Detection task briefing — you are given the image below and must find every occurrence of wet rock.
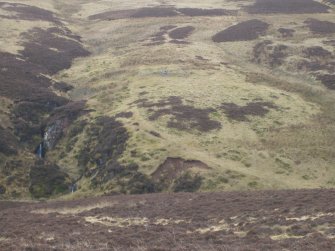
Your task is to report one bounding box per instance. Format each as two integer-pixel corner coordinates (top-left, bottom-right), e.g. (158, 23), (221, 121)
(43, 101), (88, 150)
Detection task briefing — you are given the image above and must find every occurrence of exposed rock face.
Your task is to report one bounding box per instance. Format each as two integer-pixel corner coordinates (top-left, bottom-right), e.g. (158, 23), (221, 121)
(43, 101), (88, 150)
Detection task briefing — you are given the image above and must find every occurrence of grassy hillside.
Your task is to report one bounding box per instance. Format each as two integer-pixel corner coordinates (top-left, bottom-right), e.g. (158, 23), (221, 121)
(0, 0), (335, 199)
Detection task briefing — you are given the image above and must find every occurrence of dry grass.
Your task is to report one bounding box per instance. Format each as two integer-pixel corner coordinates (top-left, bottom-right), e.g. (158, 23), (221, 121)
(32, 201), (117, 215)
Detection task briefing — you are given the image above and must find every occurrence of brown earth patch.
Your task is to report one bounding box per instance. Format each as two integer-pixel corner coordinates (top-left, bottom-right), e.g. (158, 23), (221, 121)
(136, 96), (221, 132)
(168, 26), (195, 40)
(212, 19), (269, 42)
(305, 19), (335, 34)
(152, 157), (209, 190)
(246, 0), (330, 14)
(221, 101), (278, 121)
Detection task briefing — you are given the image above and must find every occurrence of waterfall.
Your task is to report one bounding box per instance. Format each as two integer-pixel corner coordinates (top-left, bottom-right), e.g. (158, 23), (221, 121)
(36, 143), (44, 158)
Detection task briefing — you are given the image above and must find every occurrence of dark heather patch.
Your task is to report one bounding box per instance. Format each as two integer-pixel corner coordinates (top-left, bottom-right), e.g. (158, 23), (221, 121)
(146, 30), (167, 46)
(303, 46), (332, 58)
(77, 116), (129, 176)
(317, 74), (335, 89)
(278, 28), (295, 37)
(88, 9), (138, 20)
(0, 52), (68, 145)
(212, 20), (269, 42)
(46, 27), (82, 41)
(168, 26), (195, 40)
(305, 19), (335, 34)
(29, 160), (70, 198)
(20, 28), (90, 74)
(131, 7), (179, 18)
(53, 82), (74, 92)
(0, 126), (19, 155)
(115, 112), (133, 118)
(2, 190), (335, 250)
(246, 0), (330, 14)
(77, 116), (159, 193)
(221, 102), (278, 121)
(253, 40), (288, 67)
(152, 157), (209, 190)
(177, 8), (237, 16)
(136, 96), (221, 132)
(0, 2), (59, 23)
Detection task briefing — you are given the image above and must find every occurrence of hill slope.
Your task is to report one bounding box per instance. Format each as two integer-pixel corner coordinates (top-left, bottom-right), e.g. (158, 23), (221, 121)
(0, 0), (335, 199)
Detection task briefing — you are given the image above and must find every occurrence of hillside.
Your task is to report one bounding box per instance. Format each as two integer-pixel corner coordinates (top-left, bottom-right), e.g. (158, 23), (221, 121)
(0, 0), (335, 199)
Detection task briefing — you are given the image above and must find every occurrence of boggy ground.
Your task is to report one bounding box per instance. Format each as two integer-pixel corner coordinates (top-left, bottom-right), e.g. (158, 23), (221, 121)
(1, 189), (335, 250)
